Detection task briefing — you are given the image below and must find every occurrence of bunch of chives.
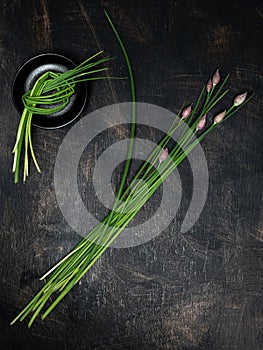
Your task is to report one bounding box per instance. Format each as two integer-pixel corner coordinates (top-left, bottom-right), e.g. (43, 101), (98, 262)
(12, 51), (116, 183)
(10, 11), (252, 328)
(10, 74), (251, 327)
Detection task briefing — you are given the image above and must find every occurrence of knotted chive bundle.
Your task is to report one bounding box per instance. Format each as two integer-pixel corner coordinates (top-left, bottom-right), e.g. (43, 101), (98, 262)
(12, 51), (115, 183)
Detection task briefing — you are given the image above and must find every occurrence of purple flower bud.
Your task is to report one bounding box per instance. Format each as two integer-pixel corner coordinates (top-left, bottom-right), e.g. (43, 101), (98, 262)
(214, 110), (226, 124)
(212, 69), (220, 86)
(206, 79), (212, 92)
(159, 147), (169, 164)
(234, 92), (247, 106)
(196, 114), (207, 131)
(181, 104), (192, 119)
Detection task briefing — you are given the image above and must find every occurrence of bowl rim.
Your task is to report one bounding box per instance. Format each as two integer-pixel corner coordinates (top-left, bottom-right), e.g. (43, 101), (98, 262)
(12, 52), (87, 129)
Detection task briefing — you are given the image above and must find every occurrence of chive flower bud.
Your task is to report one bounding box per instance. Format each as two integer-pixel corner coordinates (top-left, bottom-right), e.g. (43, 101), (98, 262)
(181, 104), (192, 119)
(206, 79), (212, 92)
(212, 69), (220, 86)
(196, 114), (207, 131)
(234, 92), (247, 106)
(159, 147), (169, 164)
(214, 110), (226, 124)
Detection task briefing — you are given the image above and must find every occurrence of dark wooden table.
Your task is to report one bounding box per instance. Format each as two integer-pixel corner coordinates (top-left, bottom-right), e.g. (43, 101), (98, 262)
(1, 0), (262, 349)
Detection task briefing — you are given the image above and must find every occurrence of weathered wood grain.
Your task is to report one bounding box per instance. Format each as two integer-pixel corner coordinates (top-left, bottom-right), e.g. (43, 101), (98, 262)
(0, 0), (262, 349)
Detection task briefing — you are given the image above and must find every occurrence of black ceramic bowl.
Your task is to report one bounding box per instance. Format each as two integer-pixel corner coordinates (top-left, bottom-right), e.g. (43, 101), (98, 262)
(12, 53), (87, 129)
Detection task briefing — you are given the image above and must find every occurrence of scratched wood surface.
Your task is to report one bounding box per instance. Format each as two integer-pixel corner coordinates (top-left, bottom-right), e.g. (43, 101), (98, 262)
(0, 0), (262, 349)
